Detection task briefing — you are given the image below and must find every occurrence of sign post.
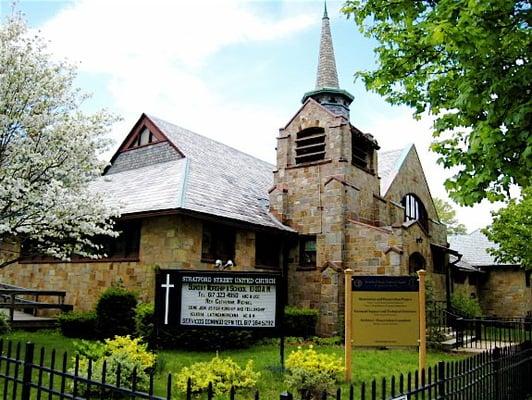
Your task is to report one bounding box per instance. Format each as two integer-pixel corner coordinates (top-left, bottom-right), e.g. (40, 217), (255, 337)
(417, 270), (427, 374)
(344, 269), (353, 382)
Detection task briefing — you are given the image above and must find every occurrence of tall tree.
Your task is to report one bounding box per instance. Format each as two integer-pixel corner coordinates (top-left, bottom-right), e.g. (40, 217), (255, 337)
(0, 14), (119, 269)
(483, 187), (531, 269)
(433, 198), (467, 235)
(342, 0), (531, 206)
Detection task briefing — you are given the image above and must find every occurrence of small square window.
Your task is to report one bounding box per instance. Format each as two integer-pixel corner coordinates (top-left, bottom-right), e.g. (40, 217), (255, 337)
(299, 236), (317, 269)
(201, 223), (235, 263)
(255, 233), (281, 269)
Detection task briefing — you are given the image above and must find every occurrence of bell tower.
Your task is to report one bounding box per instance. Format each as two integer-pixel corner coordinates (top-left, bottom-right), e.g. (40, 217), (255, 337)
(269, 2), (380, 336)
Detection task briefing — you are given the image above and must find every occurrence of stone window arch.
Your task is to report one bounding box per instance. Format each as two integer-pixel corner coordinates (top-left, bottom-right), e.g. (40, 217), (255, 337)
(401, 193), (429, 231)
(409, 252), (426, 275)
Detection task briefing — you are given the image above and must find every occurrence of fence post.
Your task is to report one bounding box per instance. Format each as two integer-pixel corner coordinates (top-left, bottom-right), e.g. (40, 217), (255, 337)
(456, 318), (464, 348)
(9, 294), (15, 323)
(493, 347), (501, 400)
(475, 318), (482, 341)
(21, 342), (35, 400)
(437, 361), (446, 398)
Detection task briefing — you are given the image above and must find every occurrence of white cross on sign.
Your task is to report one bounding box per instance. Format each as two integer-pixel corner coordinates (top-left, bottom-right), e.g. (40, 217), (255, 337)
(161, 274), (174, 325)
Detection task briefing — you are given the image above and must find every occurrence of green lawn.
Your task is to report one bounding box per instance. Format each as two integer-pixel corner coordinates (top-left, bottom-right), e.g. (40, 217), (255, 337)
(2, 330), (466, 399)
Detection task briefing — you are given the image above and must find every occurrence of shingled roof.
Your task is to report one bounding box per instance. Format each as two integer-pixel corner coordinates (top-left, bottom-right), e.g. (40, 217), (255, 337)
(91, 114), (293, 232)
(448, 229), (519, 268)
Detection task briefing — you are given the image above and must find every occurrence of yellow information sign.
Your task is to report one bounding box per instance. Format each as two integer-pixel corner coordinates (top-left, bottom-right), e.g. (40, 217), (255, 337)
(351, 276), (419, 346)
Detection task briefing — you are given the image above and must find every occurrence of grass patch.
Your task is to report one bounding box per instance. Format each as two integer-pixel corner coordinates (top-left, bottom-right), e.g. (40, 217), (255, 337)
(2, 330), (466, 399)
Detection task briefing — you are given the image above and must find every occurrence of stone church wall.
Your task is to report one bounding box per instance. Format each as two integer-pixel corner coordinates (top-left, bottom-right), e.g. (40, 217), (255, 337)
(478, 268), (531, 318)
(0, 214), (258, 312)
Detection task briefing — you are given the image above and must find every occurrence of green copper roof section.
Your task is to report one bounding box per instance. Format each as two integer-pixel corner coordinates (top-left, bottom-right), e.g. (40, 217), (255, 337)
(301, 87), (354, 104)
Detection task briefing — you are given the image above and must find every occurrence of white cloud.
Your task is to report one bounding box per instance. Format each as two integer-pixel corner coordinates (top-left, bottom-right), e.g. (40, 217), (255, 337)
(38, 0), (316, 164)
(41, 0), (316, 72)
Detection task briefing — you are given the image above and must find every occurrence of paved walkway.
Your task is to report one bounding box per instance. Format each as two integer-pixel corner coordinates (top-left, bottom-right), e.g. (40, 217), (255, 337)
(0, 309), (56, 328)
(452, 341), (514, 353)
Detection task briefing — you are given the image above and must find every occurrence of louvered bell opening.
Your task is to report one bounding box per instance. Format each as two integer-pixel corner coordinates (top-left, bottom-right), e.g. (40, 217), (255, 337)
(295, 127), (326, 164)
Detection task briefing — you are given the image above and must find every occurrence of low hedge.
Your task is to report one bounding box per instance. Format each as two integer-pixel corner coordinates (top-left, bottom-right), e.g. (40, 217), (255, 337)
(57, 311), (98, 339)
(283, 306), (319, 338)
(134, 303), (257, 350)
(135, 303), (319, 348)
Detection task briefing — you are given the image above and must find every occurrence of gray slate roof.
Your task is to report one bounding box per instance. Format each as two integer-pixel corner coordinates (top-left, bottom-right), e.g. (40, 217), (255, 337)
(94, 115), (292, 231)
(315, 5), (339, 89)
(448, 229), (519, 267)
(378, 145), (412, 195)
(91, 159), (187, 214)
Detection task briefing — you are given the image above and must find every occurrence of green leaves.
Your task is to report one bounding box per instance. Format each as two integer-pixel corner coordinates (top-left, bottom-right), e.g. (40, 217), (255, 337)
(483, 187), (532, 269)
(343, 0), (531, 205)
(433, 198), (467, 235)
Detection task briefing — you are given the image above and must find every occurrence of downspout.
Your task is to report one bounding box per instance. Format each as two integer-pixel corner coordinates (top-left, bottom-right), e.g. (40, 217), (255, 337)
(447, 253), (463, 310)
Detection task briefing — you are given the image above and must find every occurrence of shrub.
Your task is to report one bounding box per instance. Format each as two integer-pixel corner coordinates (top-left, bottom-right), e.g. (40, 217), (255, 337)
(451, 291), (483, 318)
(284, 306), (318, 338)
(72, 339), (106, 360)
(175, 356), (260, 395)
(0, 312), (10, 334)
(135, 302), (155, 344)
(57, 311), (97, 339)
(285, 346), (343, 399)
(96, 286), (137, 338)
(135, 303), (257, 350)
(71, 335), (156, 395)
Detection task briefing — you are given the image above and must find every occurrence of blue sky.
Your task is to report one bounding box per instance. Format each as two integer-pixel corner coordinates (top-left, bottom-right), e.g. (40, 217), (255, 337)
(0, 0), (498, 231)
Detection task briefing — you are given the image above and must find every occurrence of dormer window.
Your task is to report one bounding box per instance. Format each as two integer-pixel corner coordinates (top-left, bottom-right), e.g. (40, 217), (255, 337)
(295, 127), (326, 164)
(401, 193), (429, 232)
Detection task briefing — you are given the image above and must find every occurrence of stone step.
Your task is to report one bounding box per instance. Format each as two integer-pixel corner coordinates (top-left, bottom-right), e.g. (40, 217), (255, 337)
(441, 335), (476, 350)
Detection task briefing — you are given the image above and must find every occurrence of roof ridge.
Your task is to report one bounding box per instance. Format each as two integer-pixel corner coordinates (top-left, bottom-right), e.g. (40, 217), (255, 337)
(379, 143), (413, 155)
(147, 114), (274, 169)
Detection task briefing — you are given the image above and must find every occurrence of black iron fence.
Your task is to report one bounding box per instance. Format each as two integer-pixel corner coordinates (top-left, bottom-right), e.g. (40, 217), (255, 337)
(0, 339), (531, 400)
(444, 310), (532, 349)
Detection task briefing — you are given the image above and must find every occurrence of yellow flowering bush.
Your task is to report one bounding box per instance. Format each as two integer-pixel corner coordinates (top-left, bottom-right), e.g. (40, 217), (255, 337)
(175, 355), (260, 395)
(285, 346), (343, 399)
(70, 335), (156, 394)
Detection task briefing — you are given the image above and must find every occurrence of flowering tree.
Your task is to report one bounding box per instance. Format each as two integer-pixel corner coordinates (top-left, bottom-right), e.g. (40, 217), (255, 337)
(0, 14), (119, 269)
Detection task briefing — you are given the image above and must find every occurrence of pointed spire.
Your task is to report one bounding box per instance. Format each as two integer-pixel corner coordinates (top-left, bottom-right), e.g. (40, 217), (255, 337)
(323, 1), (328, 19)
(315, 1), (339, 89)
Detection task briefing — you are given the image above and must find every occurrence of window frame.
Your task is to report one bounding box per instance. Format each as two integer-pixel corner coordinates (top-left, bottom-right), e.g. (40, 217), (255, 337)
(294, 127), (326, 165)
(255, 232), (282, 270)
(402, 193), (429, 232)
(19, 220), (142, 264)
(299, 235), (317, 269)
(201, 223), (236, 263)
(351, 134), (374, 172)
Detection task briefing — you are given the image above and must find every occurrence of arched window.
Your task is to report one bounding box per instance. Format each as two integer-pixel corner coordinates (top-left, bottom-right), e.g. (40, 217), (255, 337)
(409, 252), (426, 274)
(295, 127), (326, 164)
(401, 193), (428, 231)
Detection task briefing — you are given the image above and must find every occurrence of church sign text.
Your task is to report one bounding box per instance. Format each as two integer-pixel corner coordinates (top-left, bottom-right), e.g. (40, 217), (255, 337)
(155, 270), (281, 331)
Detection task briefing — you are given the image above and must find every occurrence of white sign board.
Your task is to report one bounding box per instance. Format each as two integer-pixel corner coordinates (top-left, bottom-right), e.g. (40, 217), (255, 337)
(180, 275), (277, 328)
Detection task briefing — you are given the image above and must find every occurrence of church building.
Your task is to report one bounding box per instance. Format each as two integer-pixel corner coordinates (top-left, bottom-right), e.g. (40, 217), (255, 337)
(2, 7), (453, 335)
